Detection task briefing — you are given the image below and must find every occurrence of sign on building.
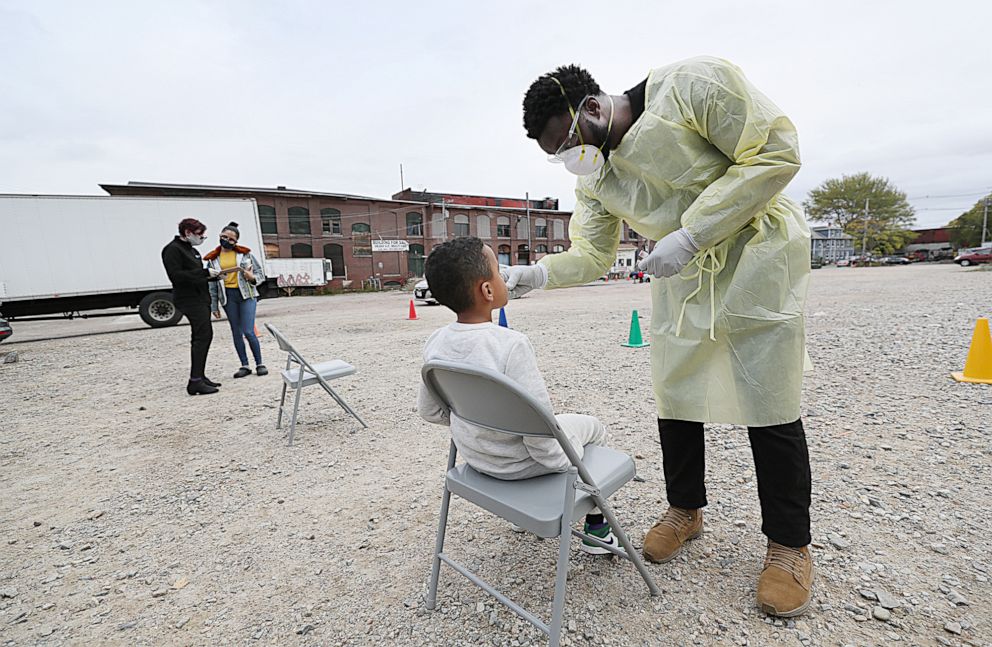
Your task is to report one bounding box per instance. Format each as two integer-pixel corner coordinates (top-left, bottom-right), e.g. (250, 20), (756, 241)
(371, 239), (410, 252)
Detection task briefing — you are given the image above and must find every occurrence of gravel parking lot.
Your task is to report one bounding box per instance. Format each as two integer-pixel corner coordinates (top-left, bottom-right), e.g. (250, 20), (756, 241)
(1, 264), (990, 646)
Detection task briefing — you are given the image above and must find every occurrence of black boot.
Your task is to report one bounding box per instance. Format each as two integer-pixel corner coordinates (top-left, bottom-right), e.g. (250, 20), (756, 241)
(203, 376), (222, 388)
(187, 379), (219, 395)
(255, 365), (268, 376)
(233, 367), (252, 378)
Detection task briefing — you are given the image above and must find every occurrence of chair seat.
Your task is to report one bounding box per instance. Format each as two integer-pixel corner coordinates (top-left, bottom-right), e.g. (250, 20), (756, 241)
(445, 445), (636, 538)
(281, 360), (357, 388)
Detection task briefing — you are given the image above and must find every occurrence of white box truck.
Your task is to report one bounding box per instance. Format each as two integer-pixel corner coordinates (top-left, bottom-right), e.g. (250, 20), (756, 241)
(263, 258), (332, 293)
(0, 195), (265, 334)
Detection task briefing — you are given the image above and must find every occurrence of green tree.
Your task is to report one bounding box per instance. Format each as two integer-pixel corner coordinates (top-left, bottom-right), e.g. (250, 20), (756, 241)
(803, 172), (916, 255)
(947, 194), (991, 249)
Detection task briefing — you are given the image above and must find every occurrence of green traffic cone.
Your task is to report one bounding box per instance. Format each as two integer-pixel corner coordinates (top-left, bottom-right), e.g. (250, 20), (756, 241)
(622, 309), (650, 348)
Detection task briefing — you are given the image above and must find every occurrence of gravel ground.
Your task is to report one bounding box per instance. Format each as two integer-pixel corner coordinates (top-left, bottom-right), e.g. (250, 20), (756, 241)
(1, 264), (990, 647)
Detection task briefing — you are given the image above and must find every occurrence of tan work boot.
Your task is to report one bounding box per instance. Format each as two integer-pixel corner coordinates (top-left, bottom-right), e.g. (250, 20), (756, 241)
(642, 506), (703, 563)
(756, 542), (814, 617)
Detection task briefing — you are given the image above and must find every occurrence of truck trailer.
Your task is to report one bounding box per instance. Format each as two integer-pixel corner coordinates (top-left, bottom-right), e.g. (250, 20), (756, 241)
(0, 195), (265, 334)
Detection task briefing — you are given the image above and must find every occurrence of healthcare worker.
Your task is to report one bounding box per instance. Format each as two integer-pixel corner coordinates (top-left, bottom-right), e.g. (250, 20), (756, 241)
(511, 57), (814, 617)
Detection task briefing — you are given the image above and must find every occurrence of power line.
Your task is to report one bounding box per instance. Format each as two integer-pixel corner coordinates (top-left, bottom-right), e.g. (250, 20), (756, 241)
(907, 191), (989, 200)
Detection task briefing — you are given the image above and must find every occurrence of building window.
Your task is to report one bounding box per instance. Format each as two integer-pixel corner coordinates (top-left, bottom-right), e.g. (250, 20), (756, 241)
(323, 243), (345, 277)
(535, 244), (548, 254)
(552, 244), (565, 253)
(406, 212), (423, 236)
(288, 206), (311, 235)
(454, 214), (469, 237)
(431, 213), (446, 239)
(535, 218), (547, 238)
(264, 242), (280, 258)
(352, 222), (372, 257)
(553, 219), (565, 239)
(497, 216), (510, 238)
(321, 208), (341, 235)
(408, 243), (425, 277)
(516, 217), (528, 239)
(497, 244), (511, 266)
(291, 243), (313, 258)
(258, 205), (277, 235)
(476, 215), (491, 239)
(628, 226), (640, 240)
(517, 244), (530, 265)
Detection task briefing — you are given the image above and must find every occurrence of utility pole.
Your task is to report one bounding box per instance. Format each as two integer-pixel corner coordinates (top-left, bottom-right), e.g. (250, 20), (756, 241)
(399, 164), (404, 192)
(525, 191), (532, 264)
(982, 196), (989, 248)
(862, 198), (870, 259)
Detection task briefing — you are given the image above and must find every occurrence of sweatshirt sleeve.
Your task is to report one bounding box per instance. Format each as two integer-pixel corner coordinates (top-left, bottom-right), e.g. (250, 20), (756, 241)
(162, 245), (209, 286)
(504, 338), (570, 472)
(417, 380), (450, 426)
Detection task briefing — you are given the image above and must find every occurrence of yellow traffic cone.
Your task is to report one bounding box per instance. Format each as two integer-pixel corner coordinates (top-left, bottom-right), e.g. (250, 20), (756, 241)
(952, 318), (992, 384)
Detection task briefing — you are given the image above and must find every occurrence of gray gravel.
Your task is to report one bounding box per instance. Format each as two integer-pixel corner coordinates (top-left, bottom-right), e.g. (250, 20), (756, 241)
(0, 263), (989, 646)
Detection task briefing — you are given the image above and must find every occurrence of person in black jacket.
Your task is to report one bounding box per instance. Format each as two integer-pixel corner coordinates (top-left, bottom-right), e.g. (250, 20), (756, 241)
(162, 218), (223, 395)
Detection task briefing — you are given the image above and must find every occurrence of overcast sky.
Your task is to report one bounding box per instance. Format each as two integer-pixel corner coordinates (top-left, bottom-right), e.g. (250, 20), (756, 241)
(2, 0), (990, 228)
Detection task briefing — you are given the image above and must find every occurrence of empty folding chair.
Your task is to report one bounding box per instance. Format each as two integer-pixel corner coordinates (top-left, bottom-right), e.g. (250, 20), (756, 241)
(421, 360), (659, 647)
(264, 323), (367, 445)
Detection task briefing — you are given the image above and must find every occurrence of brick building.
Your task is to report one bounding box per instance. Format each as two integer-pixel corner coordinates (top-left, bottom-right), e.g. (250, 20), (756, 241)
(100, 181), (646, 287)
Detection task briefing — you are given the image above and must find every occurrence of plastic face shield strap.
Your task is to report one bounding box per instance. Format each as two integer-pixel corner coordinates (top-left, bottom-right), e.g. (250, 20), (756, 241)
(547, 77), (587, 162)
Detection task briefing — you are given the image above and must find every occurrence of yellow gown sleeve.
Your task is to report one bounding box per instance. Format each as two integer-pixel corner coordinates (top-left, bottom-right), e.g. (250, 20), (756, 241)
(673, 59), (802, 249)
(539, 185), (622, 289)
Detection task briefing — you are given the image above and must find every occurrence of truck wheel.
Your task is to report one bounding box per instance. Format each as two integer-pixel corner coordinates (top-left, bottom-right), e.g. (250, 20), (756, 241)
(139, 292), (183, 328)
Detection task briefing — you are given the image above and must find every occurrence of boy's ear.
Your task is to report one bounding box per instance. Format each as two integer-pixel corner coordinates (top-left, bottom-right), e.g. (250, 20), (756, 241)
(480, 279), (495, 303)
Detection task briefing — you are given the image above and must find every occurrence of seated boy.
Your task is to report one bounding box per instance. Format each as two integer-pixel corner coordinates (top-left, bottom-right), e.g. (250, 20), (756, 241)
(417, 236), (616, 554)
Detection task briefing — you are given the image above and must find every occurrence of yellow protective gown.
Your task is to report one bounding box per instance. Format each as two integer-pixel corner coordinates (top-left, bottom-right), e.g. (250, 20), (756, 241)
(540, 56), (810, 427)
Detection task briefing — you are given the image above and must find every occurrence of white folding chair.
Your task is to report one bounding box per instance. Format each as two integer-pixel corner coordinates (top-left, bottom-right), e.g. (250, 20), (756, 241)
(265, 323), (367, 445)
(421, 360), (659, 647)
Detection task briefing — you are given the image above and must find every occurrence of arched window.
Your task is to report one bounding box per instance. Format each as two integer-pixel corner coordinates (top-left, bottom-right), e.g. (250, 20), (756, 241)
(291, 243), (313, 258)
(408, 243), (425, 277)
(258, 205), (277, 235)
(535, 218), (547, 238)
(288, 206), (311, 235)
(476, 214), (491, 239)
(264, 242), (280, 258)
(406, 212), (423, 236)
(552, 244), (565, 253)
(352, 222), (372, 257)
(453, 214), (469, 237)
(553, 219), (565, 239)
(516, 217), (528, 239)
(323, 243), (344, 277)
(321, 208), (341, 235)
(517, 244), (530, 265)
(497, 216), (510, 238)
(497, 244), (511, 266)
(535, 244), (548, 254)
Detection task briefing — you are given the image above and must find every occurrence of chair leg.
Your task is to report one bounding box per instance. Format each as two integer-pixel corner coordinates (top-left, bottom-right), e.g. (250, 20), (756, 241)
(549, 469), (577, 647)
(287, 385), (303, 446)
(427, 442), (457, 610)
(317, 379), (368, 428)
(276, 382), (288, 429)
(595, 496), (661, 596)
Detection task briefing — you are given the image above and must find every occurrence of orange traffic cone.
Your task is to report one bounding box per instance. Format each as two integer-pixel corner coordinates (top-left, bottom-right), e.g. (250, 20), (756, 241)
(952, 317), (992, 384)
(407, 299), (418, 320)
(254, 324), (262, 337)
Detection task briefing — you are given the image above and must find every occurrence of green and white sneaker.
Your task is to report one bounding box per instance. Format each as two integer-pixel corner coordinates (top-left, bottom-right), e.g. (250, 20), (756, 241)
(579, 522), (618, 555)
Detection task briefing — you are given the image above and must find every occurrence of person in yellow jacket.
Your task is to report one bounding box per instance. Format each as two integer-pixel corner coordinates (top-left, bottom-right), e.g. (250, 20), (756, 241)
(513, 57), (814, 617)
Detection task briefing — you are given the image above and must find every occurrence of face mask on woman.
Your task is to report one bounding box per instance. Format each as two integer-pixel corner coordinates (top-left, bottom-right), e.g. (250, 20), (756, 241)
(185, 232), (205, 246)
(219, 238), (235, 250)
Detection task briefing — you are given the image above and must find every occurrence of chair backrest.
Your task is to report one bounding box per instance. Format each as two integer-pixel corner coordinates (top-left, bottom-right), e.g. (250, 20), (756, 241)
(422, 360), (563, 438)
(264, 323), (319, 374)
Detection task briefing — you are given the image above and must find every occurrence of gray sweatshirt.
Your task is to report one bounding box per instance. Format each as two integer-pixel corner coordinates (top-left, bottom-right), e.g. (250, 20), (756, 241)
(417, 321), (571, 479)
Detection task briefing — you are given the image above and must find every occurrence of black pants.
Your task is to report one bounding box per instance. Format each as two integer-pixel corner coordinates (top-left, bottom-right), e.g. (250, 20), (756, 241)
(658, 418), (811, 547)
(175, 301), (213, 380)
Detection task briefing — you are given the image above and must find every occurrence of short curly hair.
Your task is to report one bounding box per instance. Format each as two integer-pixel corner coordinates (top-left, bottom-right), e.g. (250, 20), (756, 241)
(522, 64), (601, 140)
(424, 237), (493, 314)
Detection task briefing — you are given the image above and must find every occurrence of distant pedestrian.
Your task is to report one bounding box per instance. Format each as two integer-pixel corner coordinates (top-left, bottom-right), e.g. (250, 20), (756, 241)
(161, 218), (222, 395)
(205, 222), (268, 378)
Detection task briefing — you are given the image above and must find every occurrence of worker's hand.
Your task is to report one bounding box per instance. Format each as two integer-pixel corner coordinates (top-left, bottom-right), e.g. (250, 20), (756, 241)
(240, 266), (254, 282)
(207, 267), (221, 278)
(212, 311), (221, 319)
(638, 228), (699, 278)
(501, 264), (548, 297)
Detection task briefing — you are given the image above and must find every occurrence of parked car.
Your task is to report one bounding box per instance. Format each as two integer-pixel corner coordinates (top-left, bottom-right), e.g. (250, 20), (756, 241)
(881, 256), (911, 265)
(954, 247), (992, 266)
(0, 317), (11, 343)
(414, 264), (514, 304)
(835, 258), (851, 267)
